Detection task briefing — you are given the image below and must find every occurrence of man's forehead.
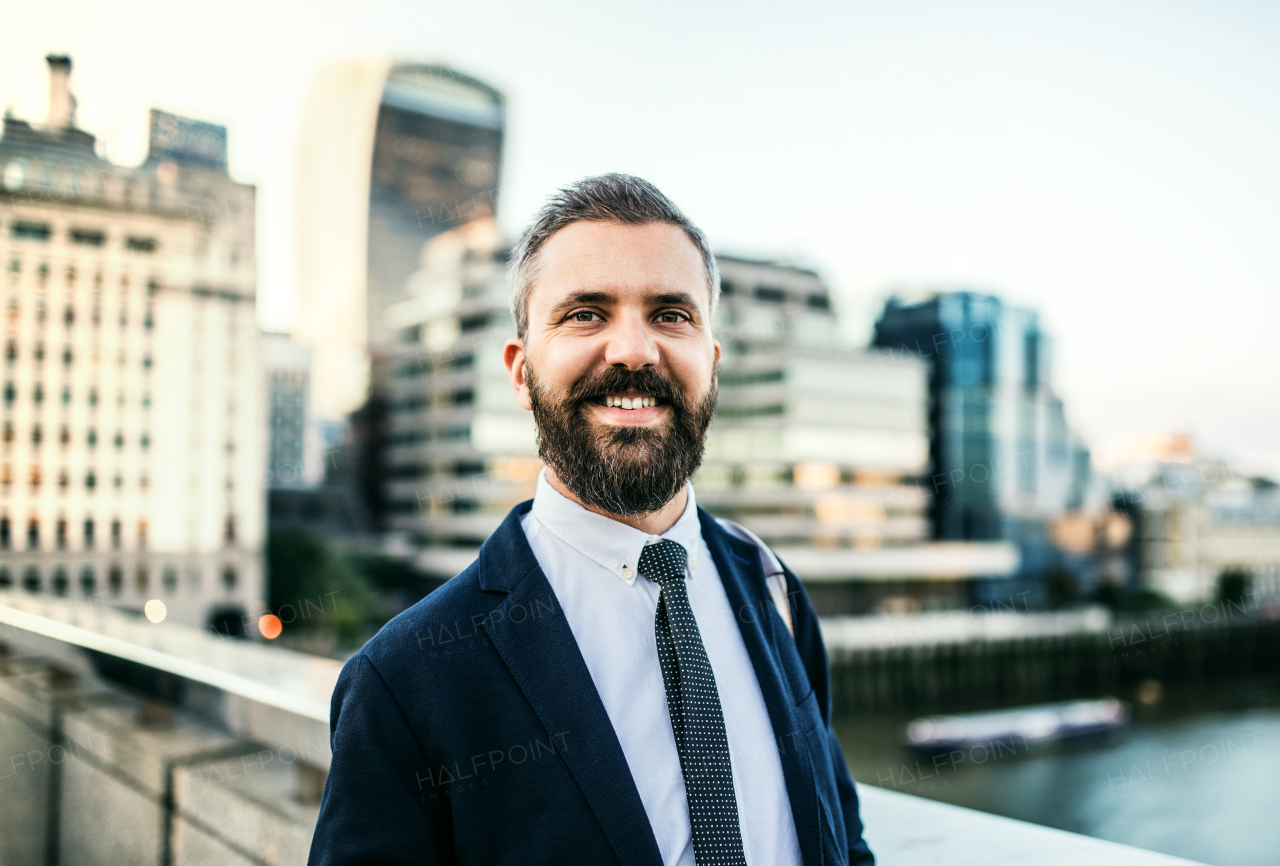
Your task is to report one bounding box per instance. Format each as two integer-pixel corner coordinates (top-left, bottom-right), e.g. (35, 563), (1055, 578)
(533, 221), (708, 303)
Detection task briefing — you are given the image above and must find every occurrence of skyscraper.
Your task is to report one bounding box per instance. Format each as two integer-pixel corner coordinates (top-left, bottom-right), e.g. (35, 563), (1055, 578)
(295, 61), (504, 432)
(873, 292), (1092, 583)
(0, 57), (264, 630)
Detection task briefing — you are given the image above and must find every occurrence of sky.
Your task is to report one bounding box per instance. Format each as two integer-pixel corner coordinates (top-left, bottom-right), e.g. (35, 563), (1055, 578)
(6, 0), (1280, 474)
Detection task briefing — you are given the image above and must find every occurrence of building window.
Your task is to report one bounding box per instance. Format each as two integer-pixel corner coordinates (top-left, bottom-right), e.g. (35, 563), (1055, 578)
(83, 517), (94, 548)
(31, 423), (41, 446)
(64, 305), (75, 327)
(137, 519), (147, 549)
(27, 517), (39, 549)
(85, 469), (96, 491)
(162, 566), (177, 593)
(11, 222), (51, 242)
(57, 468), (68, 491)
(4, 339), (15, 363)
(0, 516), (8, 549)
(135, 564), (149, 593)
(222, 566), (237, 590)
(142, 392), (151, 409)
(59, 424), (69, 445)
(22, 566), (39, 593)
(62, 346), (72, 367)
(223, 514), (236, 545)
(144, 307), (154, 329)
(52, 567), (68, 597)
(142, 353), (152, 371)
(60, 385), (71, 405)
(114, 431), (124, 450)
(0, 566), (11, 588)
(125, 236), (158, 253)
(140, 432), (150, 450)
(33, 341), (44, 363)
(1, 463), (10, 490)
(87, 427), (97, 448)
(29, 464), (41, 490)
(110, 519), (121, 550)
(33, 383), (43, 404)
(108, 564), (122, 595)
(70, 228), (105, 246)
(4, 381), (15, 406)
(112, 472), (122, 489)
(2, 422), (12, 445)
(754, 285), (787, 303)
(80, 566), (95, 595)
(88, 387), (98, 407)
(56, 518), (67, 550)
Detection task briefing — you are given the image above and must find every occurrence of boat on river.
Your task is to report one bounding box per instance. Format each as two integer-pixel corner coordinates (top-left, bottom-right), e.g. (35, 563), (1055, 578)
(904, 697), (1129, 752)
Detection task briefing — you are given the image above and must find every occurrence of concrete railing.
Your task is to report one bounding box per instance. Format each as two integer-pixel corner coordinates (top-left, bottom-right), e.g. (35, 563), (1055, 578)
(0, 593), (1205, 866)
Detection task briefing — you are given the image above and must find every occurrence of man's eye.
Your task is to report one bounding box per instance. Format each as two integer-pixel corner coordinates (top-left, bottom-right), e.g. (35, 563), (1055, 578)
(657, 311), (687, 324)
(570, 311), (599, 322)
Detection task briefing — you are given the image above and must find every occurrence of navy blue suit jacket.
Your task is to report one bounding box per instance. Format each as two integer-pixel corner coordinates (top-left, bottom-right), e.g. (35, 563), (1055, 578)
(309, 502), (874, 865)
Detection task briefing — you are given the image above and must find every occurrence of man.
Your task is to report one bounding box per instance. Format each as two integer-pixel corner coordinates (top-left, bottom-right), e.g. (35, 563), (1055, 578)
(309, 174), (874, 865)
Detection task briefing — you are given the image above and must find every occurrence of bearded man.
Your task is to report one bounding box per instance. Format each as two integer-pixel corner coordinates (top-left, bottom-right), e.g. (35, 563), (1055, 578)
(309, 175), (874, 866)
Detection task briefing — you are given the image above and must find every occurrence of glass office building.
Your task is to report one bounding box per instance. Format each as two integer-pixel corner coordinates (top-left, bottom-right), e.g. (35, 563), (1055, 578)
(873, 292), (1092, 584)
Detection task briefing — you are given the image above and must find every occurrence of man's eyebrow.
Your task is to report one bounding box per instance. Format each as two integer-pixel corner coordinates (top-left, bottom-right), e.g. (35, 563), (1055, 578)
(547, 290), (616, 319)
(650, 291), (700, 308)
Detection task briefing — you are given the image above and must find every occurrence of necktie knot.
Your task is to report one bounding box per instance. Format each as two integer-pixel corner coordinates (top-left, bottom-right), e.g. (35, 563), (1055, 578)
(638, 539), (688, 587)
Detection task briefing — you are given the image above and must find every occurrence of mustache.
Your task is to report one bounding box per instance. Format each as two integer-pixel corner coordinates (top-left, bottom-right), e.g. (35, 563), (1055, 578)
(565, 366), (679, 406)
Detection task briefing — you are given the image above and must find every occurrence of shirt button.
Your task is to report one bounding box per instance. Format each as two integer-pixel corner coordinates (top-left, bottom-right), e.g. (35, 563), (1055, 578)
(621, 566), (633, 580)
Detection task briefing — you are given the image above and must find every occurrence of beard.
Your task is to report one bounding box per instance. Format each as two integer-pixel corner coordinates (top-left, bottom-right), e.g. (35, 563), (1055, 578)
(526, 362), (718, 517)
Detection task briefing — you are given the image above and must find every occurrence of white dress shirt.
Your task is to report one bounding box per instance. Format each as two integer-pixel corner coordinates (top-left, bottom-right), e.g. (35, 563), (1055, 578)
(521, 470), (803, 866)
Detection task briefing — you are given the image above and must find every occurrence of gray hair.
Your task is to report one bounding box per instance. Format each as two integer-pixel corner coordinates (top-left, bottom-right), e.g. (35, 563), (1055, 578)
(508, 174), (720, 340)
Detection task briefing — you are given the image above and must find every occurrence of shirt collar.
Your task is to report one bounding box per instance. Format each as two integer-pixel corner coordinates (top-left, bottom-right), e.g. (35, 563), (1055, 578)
(530, 469), (703, 585)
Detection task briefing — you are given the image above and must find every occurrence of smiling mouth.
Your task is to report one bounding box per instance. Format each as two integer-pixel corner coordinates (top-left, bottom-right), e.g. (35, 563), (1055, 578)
(593, 393), (663, 410)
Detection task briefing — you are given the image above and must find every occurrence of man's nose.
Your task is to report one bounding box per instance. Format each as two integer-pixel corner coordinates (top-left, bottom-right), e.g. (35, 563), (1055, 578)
(602, 312), (660, 370)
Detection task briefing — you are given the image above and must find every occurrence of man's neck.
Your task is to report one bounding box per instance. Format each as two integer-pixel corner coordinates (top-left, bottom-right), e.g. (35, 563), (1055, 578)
(543, 467), (689, 535)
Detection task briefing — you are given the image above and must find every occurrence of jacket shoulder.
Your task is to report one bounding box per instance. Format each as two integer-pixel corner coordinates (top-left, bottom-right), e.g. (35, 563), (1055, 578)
(356, 559), (489, 665)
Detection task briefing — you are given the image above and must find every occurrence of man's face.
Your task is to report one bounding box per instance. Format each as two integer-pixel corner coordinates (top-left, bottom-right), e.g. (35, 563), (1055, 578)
(503, 220), (721, 516)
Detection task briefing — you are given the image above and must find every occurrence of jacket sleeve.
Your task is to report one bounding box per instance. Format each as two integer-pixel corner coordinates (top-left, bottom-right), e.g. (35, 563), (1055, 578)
(308, 654), (453, 866)
(783, 564), (875, 866)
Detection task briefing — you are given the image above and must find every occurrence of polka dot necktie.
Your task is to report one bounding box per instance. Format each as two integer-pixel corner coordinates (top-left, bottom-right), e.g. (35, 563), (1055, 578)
(640, 540), (747, 866)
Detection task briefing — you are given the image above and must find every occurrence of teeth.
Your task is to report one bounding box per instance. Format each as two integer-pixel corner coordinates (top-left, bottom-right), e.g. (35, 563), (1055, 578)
(603, 395), (656, 409)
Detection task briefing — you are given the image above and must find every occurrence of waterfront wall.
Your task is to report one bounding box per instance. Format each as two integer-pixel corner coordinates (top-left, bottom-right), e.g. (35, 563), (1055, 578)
(825, 606), (1280, 713)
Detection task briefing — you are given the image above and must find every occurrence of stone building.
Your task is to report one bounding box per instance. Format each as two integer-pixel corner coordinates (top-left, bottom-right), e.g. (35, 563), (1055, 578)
(0, 56), (263, 631)
(1114, 456), (1280, 603)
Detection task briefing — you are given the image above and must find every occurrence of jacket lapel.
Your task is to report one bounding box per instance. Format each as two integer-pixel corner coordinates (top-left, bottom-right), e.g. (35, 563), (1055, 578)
(479, 503), (663, 866)
(698, 507), (824, 866)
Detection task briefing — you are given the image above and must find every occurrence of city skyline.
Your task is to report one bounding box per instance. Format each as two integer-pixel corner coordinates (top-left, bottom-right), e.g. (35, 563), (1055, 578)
(6, 0), (1280, 475)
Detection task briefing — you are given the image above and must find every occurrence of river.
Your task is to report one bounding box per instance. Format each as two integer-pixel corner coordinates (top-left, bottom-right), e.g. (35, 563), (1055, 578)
(835, 677), (1280, 866)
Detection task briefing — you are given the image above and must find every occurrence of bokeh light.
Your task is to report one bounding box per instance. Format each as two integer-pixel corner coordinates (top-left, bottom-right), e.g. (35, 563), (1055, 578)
(258, 614), (283, 640)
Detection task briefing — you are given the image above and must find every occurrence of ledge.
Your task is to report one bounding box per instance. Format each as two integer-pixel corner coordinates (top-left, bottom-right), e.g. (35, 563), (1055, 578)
(860, 785), (1206, 865)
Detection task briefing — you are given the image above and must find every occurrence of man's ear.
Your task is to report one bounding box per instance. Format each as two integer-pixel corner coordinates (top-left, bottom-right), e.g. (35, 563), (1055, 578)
(503, 338), (532, 410)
